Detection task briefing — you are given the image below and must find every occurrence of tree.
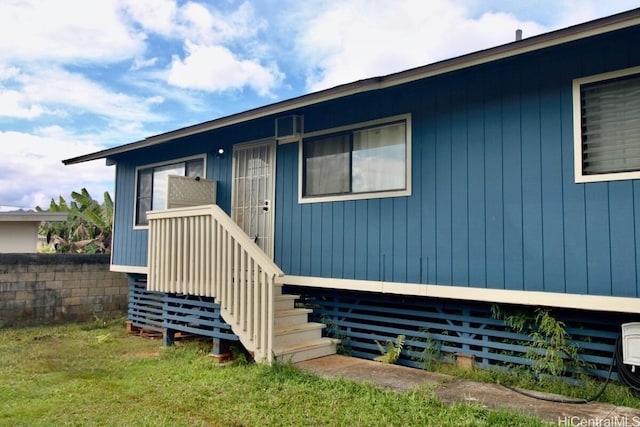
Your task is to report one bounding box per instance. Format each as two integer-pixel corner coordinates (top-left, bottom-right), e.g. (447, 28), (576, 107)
(36, 188), (113, 254)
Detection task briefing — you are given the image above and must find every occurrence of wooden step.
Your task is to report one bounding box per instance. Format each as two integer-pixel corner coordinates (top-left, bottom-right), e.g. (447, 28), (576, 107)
(274, 308), (313, 328)
(274, 294), (299, 311)
(273, 338), (337, 363)
(274, 322), (325, 347)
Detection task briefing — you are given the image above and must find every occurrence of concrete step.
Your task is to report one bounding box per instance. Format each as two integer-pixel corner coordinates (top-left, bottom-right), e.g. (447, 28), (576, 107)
(274, 322), (325, 347)
(273, 338), (338, 363)
(274, 308), (313, 328)
(274, 294), (299, 311)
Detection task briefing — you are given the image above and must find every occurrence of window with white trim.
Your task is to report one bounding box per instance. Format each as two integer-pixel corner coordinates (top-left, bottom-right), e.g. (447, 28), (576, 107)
(574, 66), (640, 183)
(135, 157), (204, 226)
(301, 115), (411, 202)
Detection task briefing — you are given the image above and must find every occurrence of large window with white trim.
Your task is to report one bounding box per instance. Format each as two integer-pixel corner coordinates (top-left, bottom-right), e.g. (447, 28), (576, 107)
(301, 114), (411, 202)
(573, 66), (640, 183)
(135, 157), (204, 226)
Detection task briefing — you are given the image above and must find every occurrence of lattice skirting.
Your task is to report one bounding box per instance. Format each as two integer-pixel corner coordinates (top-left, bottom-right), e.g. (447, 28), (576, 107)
(286, 285), (635, 381)
(127, 274), (237, 343)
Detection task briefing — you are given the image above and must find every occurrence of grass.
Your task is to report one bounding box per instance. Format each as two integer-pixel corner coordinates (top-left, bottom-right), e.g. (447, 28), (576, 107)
(0, 320), (550, 427)
(431, 360), (640, 410)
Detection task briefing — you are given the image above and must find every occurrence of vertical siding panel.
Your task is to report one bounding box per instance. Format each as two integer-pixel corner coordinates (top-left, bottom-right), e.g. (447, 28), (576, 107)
(560, 59), (589, 295)
(332, 202), (345, 278)
(113, 162), (148, 268)
(367, 199), (381, 281)
(406, 116), (423, 284)
(277, 143), (298, 272)
(354, 200), (368, 278)
(380, 199), (393, 282)
(608, 182), (636, 297)
(539, 77), (566, 293)
(484, 73), (505, 290)
(392, 197), (407, 283)
(584, 184), (612, 295)
(435, 92), (453, 285)
(520, 80), (544, 292)
(501, 75), (524, 291)
(467, 84), (486, 287)
(451, 86), (469, 286)
(309, 204), (322, 276)
(112, 164), (127, 267)
(321, 203), (333, 276)
(635, 181), (640, 298)
(343, 201), (356, 279)
(300, 203), (312, 276)
(214, 153), (232, 214)
(288, 144), (302, 274)
(420, 101), (437, 284)
(380, 199), (396, 281)
(274, 145), (287, 270)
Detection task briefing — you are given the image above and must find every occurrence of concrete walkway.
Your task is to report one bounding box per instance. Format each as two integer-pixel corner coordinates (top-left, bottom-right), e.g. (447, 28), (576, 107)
(295, 355), (640, 425)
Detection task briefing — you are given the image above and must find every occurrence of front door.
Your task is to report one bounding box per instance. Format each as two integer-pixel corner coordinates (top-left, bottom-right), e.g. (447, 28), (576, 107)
(231, 140), (276, 258)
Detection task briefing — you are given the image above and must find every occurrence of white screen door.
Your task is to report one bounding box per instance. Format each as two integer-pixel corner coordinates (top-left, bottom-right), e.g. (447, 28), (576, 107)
(231, 140), (275, 258)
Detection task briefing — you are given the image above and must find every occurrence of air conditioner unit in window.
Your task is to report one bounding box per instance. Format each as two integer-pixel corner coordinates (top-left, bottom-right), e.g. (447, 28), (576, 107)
(275, 115), (303, 142)
(622, 322), (640, 368)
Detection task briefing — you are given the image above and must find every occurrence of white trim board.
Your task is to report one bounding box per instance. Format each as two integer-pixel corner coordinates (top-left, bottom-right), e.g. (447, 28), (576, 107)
(279, 275), (640, 314)
(110, 264), (148, 274)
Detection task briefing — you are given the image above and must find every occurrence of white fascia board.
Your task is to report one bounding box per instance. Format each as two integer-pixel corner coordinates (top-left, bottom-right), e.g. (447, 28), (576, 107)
(281, 275), (640, 314)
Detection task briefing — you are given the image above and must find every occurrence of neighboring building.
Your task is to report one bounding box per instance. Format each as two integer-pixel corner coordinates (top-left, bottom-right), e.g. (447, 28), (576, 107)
(0, 212), (67, 253)
(64, 9), (640, 372)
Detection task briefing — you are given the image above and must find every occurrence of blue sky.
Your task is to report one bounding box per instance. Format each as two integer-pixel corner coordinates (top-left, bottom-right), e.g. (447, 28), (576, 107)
(1, 0), (638, 210)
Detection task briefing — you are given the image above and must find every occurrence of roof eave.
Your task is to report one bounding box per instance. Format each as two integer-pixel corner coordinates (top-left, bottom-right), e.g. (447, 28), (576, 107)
(0, 212), (68, 222)
(62, 7), (640, 166)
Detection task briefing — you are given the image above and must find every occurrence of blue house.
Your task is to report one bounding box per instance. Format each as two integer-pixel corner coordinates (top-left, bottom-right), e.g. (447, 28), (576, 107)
(65, 9), (640, 372)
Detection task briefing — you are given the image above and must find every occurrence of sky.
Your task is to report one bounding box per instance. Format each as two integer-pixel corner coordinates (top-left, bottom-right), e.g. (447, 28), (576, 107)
(1, 0), (638, 211)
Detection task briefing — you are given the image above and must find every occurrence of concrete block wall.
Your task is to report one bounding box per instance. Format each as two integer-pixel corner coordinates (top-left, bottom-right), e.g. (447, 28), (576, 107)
(0, 253), (128, 327)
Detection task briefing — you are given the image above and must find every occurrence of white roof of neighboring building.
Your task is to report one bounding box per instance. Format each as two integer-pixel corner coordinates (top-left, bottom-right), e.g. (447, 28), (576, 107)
(0, 212), (67, 222)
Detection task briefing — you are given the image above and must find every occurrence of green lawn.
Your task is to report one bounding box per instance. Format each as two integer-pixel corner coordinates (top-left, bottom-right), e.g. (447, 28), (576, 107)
(0, 321), (549, 426)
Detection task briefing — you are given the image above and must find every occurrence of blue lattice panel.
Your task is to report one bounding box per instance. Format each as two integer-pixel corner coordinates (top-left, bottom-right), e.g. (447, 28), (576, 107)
(286, 286), (632, 381)
(126, 274), (238, 342)
(128, 275), (164, 333)
(163, 294), (237, 341)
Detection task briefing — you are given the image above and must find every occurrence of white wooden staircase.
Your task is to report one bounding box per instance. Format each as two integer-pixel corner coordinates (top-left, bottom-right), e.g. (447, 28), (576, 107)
(146, 204), (336, 363)
(273, 289), (337, 363)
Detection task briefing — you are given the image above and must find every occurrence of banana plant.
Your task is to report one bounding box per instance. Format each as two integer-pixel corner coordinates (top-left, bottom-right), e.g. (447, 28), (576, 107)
(36, 188), (113, 254)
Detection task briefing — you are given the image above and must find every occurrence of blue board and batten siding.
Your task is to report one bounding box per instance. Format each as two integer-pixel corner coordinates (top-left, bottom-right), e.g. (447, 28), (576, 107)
(274, 27), (640, 300)
(110, 26), (640, 300)
(111, 134), (236, 267)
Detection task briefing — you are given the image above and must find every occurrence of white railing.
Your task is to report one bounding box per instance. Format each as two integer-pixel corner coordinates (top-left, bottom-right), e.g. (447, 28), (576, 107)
(147, 204), (284, 362)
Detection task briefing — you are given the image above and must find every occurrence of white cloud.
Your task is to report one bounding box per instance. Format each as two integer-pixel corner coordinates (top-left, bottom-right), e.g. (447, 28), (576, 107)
(295, 0), (546, 91)
(0, 65), (21, 80)
(3, 66), (162, 122)
(131, 56), (158, 71)
(538, 0), (640, 28)
(123, 0), (263, 44)
(0, 0), (145, 63)
(0, 130), (114, 209)
(121, 0), (178, 37)
(167, 42), (283, 96)
(0, 89), (44, 119)
(122, 0), (278, 96)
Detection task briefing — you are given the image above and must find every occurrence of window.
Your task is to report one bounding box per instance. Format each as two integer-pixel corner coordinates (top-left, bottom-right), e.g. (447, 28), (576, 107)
(135, 157), (204, 226)
(573, 67), (640, 183)
(301, 115), (411, 202)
